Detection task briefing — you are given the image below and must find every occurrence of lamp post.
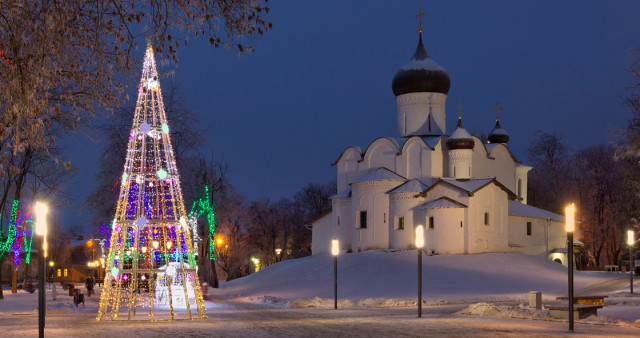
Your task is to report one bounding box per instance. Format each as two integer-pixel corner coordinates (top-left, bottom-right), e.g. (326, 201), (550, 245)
(275, 248), (282, 262)
(628, 230), (635, 294)
(415, 225), (425, 318)
(35, 202), (48, 338)
(331, 238), (339, 309)
(565, 203), (575, 331)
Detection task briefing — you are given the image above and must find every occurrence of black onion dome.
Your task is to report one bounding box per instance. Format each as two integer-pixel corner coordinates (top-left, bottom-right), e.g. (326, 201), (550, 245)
(392, 33), (450, 96)
(446, 118), (475, 150)
(487, 119), (510, 144)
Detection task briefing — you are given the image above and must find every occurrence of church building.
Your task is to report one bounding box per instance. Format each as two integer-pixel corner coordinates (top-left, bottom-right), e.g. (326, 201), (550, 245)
(311, 30), (567, 260)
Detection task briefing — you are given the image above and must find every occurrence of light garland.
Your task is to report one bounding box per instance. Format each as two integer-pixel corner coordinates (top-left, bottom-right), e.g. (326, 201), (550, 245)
(188, 185), (215, 260)
(97, 44), (206, 322)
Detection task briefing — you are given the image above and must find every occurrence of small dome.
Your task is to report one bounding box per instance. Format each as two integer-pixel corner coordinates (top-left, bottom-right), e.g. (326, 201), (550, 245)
(392, 33), (450, 96)
(487, 119), (510, 144)
(446, 118), (475, 150)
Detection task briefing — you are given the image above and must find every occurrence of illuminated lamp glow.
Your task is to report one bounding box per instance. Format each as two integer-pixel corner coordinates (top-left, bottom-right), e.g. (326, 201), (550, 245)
(162, 123), (169, 134)
(565, 204), (575, 232)
(140, 122), (151, 134)
(415, 225), (425, 249)
(156, 169), (167, 180)
(111, 267), (119, 277)
(331, 239), (339, 256)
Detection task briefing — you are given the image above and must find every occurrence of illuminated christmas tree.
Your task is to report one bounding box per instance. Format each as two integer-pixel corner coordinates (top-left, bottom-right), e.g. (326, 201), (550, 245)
(97, 44), (206, 321)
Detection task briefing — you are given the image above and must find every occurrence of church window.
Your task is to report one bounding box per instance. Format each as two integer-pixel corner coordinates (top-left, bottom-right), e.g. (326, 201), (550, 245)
(397, 217), (405, 230)
(428, 114), (431, 131)
(359, 211), (367, 229)
(484, 213), (490, 225)
(57, 269), (61, 277)
(452, 166), (456, 177)
(468, 166), (471, 177)
(64, 269), (68, 277)
(384, 213), (386, 223)
(403, 114), (407, 134)
(429, 216), (434, 229)
(526, 222), (532, 236)
(460, 221), (463, 228)
(338, 216), (340, 227)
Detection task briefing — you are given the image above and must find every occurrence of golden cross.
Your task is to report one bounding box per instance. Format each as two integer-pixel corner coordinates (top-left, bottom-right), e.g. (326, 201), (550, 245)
(492, 102), (503, 120)
(456, 103), (463, 119)
(416, 8), (425, 33)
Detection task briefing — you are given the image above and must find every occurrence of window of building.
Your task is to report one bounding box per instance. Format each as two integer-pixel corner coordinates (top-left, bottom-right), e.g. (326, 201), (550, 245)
(359, 211), (367, 229)
(428, 114), (431, 131)
(484, 213), (490, 225)
(63, 269), (68, 277)
(384, 213), (386, 223)
(338, 216), (340, 227)
(57, 269), (61, 277)
(397, 217), (404, 230)
(518, 179), (522, 199)
(460, 221), (463, 228)
(526, 222), (532, 236)
(429, 216), (434, 229)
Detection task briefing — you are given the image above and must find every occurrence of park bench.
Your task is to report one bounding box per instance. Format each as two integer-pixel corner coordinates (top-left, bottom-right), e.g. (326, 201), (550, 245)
(555, 295), (608, 306)
(546, 304), (601, 319)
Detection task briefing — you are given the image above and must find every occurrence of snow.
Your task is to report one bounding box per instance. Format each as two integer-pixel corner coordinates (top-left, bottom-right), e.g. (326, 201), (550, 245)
(508, 200), (565, 221)
(329, 186), (351, 199)
(449, 124), (473, 139)
(2, 251), (639, 336)
(351, 167), (406, 183)
(388, 179), (428, 194)
(441, 177), (495, 193)
(401, 57), (447, 72)
(419, 196), (467, 209)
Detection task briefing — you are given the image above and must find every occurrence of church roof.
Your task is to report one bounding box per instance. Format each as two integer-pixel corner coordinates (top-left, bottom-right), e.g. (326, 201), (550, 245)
(420, 177), (518, 200)
(352, 167), (406, 183)
(330, 186), (352, 199)
(419, 196), (467, 209)
(392, 33), (450, 96)
(508, 200), (564, 221)
(487, 119), (510, 144)
(388, 179), (428, 194)
(446, 118), (475, 150)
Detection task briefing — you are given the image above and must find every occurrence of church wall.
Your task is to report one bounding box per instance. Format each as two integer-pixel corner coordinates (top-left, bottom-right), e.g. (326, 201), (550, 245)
(507, 216), (566, 256)
(423, 208), (466, 254)
(466, 185), (509, 254)
(311, 212), (333, 255)
(351, 181), (401, 251)
(515, 165), (532, 204)
(473, 143), (516, 192)
(364, 139), (398, 172)
(333, 198), (353, 252)
(396, 92), (447, 136)
(336, 148), (363, 192)
(388, 193), (423, 249)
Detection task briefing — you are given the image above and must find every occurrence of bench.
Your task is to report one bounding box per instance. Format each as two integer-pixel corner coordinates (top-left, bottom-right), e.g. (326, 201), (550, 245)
(605, 265), (619, 272)
(555, 295), (608, 306)
(546, 304), (601, 319)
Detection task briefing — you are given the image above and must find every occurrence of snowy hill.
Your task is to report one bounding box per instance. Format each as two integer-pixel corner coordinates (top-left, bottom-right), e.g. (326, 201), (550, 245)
(212, 251), (623, 305)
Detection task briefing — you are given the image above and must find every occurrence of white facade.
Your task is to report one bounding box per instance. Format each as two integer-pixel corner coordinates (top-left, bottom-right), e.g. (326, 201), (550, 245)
(311, 32), (565, 259)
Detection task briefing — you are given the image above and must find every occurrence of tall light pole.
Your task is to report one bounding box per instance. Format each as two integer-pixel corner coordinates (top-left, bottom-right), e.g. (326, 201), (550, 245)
(415, 225), (425, 318)
(35, 202), (48, 338)
(565, 203), (575, 331)
(331, 238), (339, 310)
(628, 230), (635, 294)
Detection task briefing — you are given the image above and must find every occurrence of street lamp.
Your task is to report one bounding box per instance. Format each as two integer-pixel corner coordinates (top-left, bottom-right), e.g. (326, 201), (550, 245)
(331, 238), (339, 310)
(565, 203), (575, 331)
(34, 201), (48, 338)
(415, 225), (425, 318)
(628, 230), (635, 294)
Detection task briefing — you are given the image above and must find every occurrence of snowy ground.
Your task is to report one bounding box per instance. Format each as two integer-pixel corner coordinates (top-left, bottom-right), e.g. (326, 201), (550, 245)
(1, 251), (639, 336)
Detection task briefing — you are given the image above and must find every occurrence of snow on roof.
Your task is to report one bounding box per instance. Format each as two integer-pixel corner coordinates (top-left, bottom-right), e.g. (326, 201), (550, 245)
(449, 124), (473, 139)
(421, 136), (443, 148)
(401, 57), (447, 72)
(352, 167), (406, 183)
(388, 179), (428, 194)
(508, 200), (564, 221)
(330, 186), (351, 199)
(441, 177), (494, 193)
(419, 196), (467, 209)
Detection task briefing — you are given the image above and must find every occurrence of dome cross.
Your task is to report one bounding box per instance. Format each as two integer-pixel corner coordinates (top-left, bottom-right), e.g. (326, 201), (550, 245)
(492, 102), (503, 121)
(416, 8), (425, 34)
(456, 103), (463, 119)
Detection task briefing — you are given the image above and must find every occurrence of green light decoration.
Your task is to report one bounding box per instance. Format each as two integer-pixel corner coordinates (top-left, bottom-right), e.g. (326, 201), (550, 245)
(0, 200), (19, 256)
(122, 173), (128, 183)
(189, 186), (215, 260)
(156, 169), (167, 180)
(162, 123), (169, 134)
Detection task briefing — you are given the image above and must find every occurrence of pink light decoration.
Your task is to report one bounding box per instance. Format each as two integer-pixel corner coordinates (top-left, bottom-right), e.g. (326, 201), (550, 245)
(123, 274), (128, 280)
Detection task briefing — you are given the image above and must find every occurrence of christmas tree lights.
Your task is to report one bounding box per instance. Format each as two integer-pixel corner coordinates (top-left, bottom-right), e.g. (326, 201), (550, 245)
(97, 44), (206, 321)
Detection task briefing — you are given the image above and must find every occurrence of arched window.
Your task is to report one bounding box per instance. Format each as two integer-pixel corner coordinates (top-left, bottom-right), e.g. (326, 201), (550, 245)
(517, 179), (522, 198)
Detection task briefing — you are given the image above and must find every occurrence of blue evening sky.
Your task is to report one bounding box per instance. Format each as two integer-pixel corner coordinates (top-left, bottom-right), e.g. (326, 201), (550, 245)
(60, 1), (640, 231)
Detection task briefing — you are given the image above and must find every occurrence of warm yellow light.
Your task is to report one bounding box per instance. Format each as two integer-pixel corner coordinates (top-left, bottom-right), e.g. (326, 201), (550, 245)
(628, 230), (635, 246)
(141, 246), (148, 253)
(216, 238), (223, 245)
(126, 250), (131, 256)
(34, 202), (48, 236)
(331, 238), (339, 256)
(166, 241), (173, 249)
(49, 261), (54, 267)
(275, 248), (282, 255)
(565, 204), (575, 232)
(152, 240), (159, 249)
(87, 262), (93, 267)
(100, 258), (105, 264)
(415, 225), (425, 248)
(87, 240), (93, 247)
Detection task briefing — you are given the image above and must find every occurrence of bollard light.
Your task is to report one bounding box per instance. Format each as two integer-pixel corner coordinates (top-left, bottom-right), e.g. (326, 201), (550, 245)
(331, 238), (339, 256)
(35, 202), (48, 237)
(415, 225), (425, 249)
(629, 230), (635, 294)
(275, 248), (282, 255)
(331, 238), (339, 309)
(628, 230), (635, 246)
(565, 204), (575, 232)
(34, 201), (49, 338)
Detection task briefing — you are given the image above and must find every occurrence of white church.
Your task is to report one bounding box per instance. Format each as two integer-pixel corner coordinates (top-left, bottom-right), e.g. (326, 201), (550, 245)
(311, 31), (568, 260)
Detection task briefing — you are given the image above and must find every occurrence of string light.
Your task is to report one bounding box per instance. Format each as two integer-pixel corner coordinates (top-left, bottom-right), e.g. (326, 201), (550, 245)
(96, 44), (205, 322)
